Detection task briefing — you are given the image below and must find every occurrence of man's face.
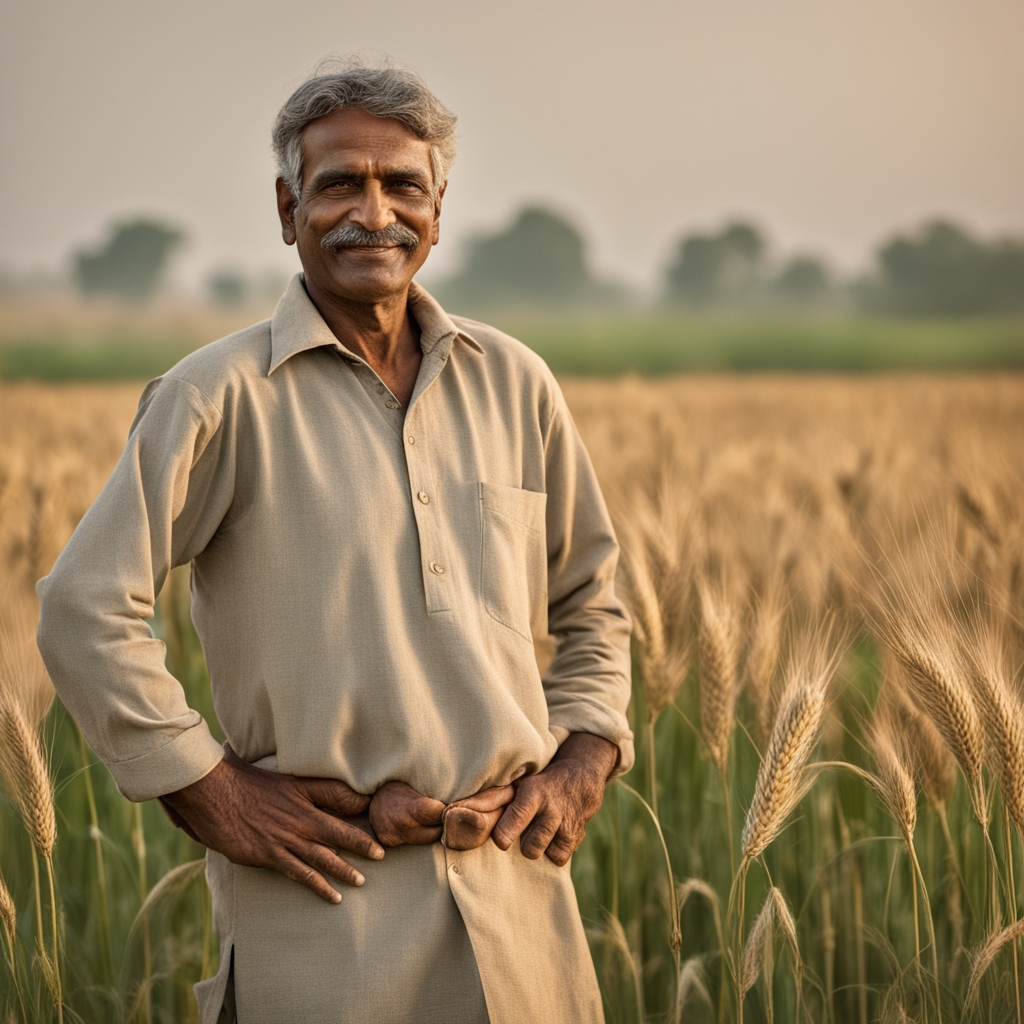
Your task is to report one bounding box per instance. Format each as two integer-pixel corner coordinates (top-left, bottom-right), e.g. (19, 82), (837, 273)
(276, 106), (444, 305)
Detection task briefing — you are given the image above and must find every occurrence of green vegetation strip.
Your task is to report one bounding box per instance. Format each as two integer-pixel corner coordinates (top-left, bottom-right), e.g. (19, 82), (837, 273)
(2, 316), (1023, 380)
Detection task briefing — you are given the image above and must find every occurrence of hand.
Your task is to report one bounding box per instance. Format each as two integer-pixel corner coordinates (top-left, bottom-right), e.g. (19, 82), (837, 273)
(442, 785), (515, 851)
(492, 733), (618, 866)
(367, 782), (514, 850)
(159, 745), (383, 904)
(368, 782), (446, 847)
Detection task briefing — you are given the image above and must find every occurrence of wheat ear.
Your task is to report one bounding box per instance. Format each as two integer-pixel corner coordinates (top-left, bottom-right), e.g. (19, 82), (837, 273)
(883, 619), (987, 825)
(0, 872), (15, 949)
(966, 630), (1024, 835)
(867, 707), (918, 844)
(0, 694), (56, 859)
(967, 915), (1024, 1010)
(740, 887), (802, 997)
(698, 577), (741, 777)
(891, 681), (956, 812)
(741, 623), (844, 862)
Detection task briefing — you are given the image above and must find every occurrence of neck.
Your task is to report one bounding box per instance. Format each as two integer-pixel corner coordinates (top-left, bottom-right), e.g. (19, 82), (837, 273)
(303, 277), (420, 371)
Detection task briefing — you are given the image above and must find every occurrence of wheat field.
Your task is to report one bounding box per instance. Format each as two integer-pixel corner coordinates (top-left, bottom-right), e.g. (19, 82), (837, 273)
(3, 374), (1024, 1023)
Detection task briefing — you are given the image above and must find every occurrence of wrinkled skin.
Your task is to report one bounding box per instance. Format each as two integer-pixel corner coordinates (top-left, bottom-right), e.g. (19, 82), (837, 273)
(366, 733), (618, 865)
(160, 746), (384, 904)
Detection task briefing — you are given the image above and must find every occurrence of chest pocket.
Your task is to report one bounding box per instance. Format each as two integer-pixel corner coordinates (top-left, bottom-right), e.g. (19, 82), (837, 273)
(479, 482), (548, 642)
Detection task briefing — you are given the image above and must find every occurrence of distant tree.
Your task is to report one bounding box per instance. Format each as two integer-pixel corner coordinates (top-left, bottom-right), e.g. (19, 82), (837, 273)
(438, 206), (612, 308)
(73, 219), (184, 302)
(774, 254), (832, 304)
(871, 220), (1024, 316)
(207, 269), (247, 307)
(663, 220), (767, 306)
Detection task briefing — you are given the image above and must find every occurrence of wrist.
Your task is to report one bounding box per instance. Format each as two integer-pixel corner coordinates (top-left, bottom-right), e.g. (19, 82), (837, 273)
(553, 732), (618, 782)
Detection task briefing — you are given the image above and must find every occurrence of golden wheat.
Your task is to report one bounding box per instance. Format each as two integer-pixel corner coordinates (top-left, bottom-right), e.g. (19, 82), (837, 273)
(741, 632), (841, 860)
(0, 694), (56, 859)
(867, 702), (918, 843)
(965, 624), (1024, 835)
(966, 914), (1024, 1009)
(698, 576), (741, 776)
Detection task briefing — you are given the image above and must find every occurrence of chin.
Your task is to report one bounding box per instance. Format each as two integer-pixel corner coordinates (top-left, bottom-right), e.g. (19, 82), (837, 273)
(328, 270), (412, 303)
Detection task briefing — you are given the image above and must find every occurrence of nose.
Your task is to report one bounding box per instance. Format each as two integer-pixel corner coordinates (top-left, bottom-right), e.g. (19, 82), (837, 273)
(348, 181), (391, 233)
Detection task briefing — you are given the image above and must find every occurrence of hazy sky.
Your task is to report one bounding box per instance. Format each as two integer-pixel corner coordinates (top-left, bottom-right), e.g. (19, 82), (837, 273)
(3, 0), (1022, 293)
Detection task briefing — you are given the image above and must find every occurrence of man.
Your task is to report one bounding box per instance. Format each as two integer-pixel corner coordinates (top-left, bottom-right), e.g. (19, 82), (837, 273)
(37, 62), (633, 1024)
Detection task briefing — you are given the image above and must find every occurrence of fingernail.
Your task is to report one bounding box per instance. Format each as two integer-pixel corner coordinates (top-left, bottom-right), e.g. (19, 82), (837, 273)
(331, 892), (342, 904)
(353, 872), (365, 886)
(372, 847), (385, 860)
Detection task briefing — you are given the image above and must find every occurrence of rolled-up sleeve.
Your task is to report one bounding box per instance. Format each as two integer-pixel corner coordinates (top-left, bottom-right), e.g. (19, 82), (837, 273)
(541, 382), (634, 776)
(36, 375), (233, 801)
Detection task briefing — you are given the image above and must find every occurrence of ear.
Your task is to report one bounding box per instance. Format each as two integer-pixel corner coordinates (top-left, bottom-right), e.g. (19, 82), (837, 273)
(431, 180), (447, 246)
(276, 178), (298, 246)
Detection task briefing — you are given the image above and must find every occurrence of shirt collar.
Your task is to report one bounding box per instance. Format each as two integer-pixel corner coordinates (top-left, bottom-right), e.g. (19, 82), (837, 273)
(268, 273), (483, 376)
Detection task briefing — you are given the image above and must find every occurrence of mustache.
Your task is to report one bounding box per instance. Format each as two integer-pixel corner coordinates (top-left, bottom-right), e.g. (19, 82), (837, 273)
(320, 223), (420, 254)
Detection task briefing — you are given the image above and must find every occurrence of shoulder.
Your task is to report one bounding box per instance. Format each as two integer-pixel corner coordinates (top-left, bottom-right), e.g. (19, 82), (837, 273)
(449, 314), (563, 412)
(130, 318), (272, 437)
(164, 317), (272, 396)
(154, 318), (273, 408)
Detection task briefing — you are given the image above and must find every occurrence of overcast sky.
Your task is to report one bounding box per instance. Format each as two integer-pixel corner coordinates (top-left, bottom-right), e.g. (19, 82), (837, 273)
(2, 0), (1022, 293)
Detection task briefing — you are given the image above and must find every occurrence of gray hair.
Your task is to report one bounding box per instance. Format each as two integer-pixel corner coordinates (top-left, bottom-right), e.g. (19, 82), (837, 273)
(272, 61), (458, 201)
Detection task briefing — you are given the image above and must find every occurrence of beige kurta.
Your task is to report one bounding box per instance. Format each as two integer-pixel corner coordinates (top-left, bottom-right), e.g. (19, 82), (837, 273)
(36, 275), (634, 1024)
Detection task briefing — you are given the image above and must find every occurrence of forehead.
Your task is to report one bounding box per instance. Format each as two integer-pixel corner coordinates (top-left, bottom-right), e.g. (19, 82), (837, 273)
(300, 106), (432, 175)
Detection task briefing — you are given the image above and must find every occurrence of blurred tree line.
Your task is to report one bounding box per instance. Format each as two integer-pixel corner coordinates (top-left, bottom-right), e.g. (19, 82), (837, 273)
(62, 211), (1024, 317)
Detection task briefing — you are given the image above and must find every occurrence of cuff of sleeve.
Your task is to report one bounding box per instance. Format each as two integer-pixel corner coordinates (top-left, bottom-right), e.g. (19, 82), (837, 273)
(548, 702), (635, 778)
(105, 724), (226, 802)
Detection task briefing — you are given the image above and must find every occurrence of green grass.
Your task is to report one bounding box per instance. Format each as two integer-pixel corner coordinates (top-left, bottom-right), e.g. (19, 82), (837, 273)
(2, 315), (1023, 381)
(4, 580), (1019, 1022)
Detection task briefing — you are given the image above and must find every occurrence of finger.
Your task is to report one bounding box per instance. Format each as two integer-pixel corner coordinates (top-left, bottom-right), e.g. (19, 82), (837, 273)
(410, 795), (447, 827)
(312, 811), (385, 861)
(442, 806), (504, 851)
(399, 822), (443, 845)
(491, 785), (544, 851)
(301, 777), (373, 816)
(447, 785), (516, 814)
(295, 842), (366, 888)
(544, 826), (582, 867)
(520, 808), (562, 860)
(275, 849), (344, 904)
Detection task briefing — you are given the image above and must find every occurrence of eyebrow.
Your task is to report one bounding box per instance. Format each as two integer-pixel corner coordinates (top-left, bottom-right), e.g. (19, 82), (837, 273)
(307, 167), (432, 192)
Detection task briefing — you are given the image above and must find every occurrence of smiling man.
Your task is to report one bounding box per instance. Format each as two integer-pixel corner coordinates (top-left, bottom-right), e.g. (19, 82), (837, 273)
(36, 63), (633, 1024)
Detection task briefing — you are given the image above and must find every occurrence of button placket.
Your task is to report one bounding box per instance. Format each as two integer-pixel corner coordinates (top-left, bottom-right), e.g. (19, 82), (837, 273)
(404, 408), (451, 613)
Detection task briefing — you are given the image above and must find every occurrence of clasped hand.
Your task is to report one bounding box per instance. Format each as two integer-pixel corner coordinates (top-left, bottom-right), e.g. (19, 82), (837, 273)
(161, 733), (616, 904)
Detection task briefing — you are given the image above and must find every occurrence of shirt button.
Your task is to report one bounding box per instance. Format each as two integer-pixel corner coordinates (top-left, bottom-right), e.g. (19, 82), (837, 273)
(430, 562), (446, 575)
(385, 400), (399, 410)
(407, 435), (415, 445)
(417, 491), (430, 504)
